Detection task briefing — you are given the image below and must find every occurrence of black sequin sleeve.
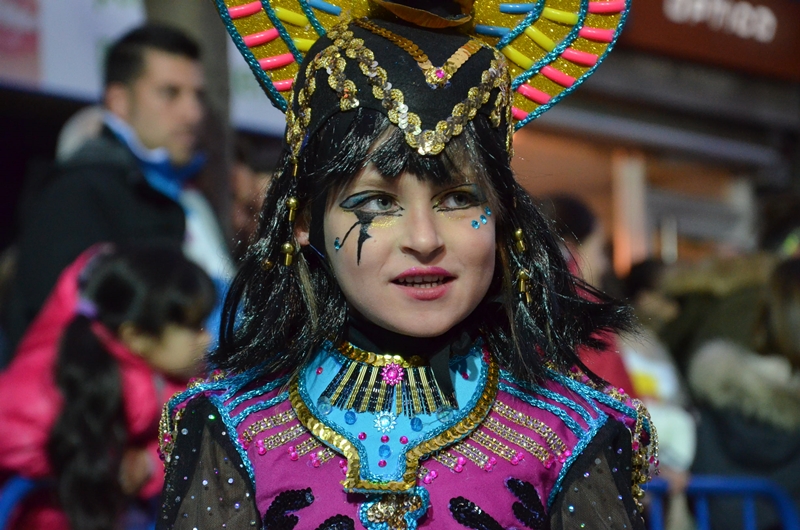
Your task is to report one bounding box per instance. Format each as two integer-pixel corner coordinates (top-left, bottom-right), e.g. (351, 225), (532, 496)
(549, 420), (646, 530)
(157, 397), (261, 529)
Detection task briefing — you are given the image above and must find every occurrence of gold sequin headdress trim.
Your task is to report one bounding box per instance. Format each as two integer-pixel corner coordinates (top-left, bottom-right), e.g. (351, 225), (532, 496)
(286, 21), (510, 158)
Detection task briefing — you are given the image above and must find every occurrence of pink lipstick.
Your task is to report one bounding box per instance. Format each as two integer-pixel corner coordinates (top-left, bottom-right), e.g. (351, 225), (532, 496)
(392, 267), (455, 300)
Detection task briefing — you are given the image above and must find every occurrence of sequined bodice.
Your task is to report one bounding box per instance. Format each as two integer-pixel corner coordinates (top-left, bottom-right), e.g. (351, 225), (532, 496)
(159, 341), (655, 530)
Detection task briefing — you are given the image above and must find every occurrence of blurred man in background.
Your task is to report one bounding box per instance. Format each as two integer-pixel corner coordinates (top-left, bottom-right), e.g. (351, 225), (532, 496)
(230, 132), (282, 259)
(4, 24), (211, 354)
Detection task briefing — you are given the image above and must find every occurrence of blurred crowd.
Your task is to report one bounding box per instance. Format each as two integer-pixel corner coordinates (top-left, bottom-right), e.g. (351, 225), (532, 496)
(0, 21), (797, 530)
(543, 194), (800, 530)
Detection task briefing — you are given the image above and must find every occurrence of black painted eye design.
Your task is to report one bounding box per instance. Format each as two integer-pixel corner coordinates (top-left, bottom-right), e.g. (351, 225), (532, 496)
(340, 192), (403, 216)
(337, 191), (404, 265)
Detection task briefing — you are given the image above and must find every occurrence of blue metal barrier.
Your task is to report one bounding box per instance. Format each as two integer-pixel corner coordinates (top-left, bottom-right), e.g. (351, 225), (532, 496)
(643, 475), (800, 530)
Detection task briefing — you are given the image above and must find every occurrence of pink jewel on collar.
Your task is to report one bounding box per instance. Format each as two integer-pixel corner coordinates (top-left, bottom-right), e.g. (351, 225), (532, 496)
(381, 362), (404, 385)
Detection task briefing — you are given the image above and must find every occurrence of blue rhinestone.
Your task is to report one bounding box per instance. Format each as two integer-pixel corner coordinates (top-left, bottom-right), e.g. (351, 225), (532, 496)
(411, 417), (423, 432)
(485, 206), (492, 216)
(437, 407), (453, 422)
(317, 397), (332, 415)
(471, 220), (480, 229)
(345, 410), (357, 425)
(333, 237), (341, 251)
(480, 215), (488, 224)
(379, 445), (392, 458)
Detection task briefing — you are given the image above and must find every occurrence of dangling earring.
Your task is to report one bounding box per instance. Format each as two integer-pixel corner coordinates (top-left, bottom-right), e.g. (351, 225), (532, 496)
(281, 160), (301, 267)
(282, 197), (299, 267)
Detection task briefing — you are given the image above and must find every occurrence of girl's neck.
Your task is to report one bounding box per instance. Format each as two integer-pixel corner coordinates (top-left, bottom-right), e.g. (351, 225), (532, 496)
(345, 309), (474, 359)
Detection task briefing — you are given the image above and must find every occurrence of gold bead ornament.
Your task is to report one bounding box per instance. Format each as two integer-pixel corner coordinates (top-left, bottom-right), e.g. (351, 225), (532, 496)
(281, 242), (296, 266)
(286, 197), (299, 222)
(514, 229), (526, 253)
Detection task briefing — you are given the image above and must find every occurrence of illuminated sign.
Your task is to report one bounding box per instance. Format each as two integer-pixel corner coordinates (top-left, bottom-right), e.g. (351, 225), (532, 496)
(619, 0), (800, 82)
(663, 0), (777, 43)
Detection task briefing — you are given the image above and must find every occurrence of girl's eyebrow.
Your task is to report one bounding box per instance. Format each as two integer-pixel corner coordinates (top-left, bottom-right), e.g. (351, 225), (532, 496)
(338, 167), (397, 195)
(432, 183), (485, 198)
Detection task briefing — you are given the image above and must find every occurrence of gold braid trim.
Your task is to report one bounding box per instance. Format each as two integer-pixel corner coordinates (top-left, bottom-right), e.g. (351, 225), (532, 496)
(289, 355), (500, 492)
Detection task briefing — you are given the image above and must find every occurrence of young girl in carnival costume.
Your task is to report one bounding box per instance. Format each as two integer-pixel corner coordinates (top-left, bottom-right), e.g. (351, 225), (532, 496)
(0, 244), (215, 530)
(158, 1), (657, 528)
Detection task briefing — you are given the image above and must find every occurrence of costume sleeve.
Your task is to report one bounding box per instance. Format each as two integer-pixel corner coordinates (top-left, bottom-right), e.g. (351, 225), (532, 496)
(157, 397), (260, 529)
(549, 420), (646, 530)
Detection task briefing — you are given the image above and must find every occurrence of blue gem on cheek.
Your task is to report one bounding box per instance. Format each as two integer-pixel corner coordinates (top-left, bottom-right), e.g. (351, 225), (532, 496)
(411, 417), (423, 432)
(345, 410), (357, 425)
(480, 215), (488, 224)
(333, 237), (342, 251)
(379, 445), (392, 458)
(471, 220), (480, 229)
(485, 206), (492, 216)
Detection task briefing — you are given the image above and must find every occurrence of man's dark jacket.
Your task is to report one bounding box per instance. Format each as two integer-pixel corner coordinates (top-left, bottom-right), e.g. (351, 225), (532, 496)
(5, 128), (185, 351)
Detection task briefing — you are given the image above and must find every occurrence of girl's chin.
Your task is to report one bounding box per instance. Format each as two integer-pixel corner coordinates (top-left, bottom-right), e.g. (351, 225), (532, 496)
(377, 316), (463, 338)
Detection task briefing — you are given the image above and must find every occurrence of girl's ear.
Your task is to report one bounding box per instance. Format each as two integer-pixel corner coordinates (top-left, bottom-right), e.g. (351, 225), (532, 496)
(294, 204), (312, 247)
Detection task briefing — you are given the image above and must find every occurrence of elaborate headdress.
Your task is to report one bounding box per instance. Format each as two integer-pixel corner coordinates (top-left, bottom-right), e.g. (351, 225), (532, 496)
(215, 0), (629, 158)
(212, 0), (634, 387)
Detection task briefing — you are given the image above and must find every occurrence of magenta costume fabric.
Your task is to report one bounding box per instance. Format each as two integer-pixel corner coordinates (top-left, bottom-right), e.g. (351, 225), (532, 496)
(158, 340), (654, 530)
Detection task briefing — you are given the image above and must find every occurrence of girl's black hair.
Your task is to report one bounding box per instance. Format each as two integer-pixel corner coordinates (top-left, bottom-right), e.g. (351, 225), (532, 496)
(214, 108), (633, 383)
(47, 244), (214, 530)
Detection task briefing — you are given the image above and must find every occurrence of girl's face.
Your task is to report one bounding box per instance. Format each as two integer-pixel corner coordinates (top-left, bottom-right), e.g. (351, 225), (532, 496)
(123, 323), (210, 380)
(305, 165), (497, 338)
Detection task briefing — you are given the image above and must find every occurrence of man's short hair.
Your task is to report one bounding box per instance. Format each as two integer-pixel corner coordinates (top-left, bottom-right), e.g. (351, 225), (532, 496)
(104, 24), (201, 87)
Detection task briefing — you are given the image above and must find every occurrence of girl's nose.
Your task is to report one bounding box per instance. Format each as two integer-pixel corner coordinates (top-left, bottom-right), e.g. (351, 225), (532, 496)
(400, 207), (444, 260)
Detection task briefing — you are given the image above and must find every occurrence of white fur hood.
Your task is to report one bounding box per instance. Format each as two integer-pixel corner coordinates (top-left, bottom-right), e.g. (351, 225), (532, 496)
(688, 339), (800, 431)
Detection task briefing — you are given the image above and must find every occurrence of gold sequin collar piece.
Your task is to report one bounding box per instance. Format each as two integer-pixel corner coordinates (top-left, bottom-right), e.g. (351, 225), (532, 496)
(338, 342), (426, 368)
(289, 344), (500, 493)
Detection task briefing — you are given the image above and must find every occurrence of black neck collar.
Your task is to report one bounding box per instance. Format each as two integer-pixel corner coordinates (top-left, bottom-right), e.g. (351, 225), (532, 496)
(345, 309), (475, 359)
